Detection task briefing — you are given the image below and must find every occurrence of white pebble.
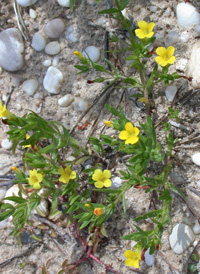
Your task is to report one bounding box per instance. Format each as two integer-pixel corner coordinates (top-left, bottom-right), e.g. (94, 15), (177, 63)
(176, 3), (200, 28)
(66, 26), (79, 43)
(32, 32), (46, 51)
(82, 46), (100, 62)
(29, 8), (37, 19)
(196, 25), (200, 33)
(29, 254), (38, 263)
(0, 187), (7, 201)
(57, 0), (70, 7)
(0, 67), (2, 74)
(45, 42), (61, 55)
(165, 85), (177, 102)
(43, 60), (51, 67)
(22, 79), (39, 96)
(111, 177), (123, 189)
(0, 220), (7, 229)
(5, 185), (26, 206)
(74, 98), (89, 112)
(52, 56), (59, 66)
(169, 223), (195, 254)
(180, 31), (190, 43)
(149, 5), (157, 12)
(24, 20), (29, 26)
(197, 180), (200, 188)
(58, 94), (74, 107)
(193, 220), (200, 234)
(16, 0), (38, 7)
(192, 153), (200, 166)
(144, 248), (154, 266)
(44, 18), (65, 39)
(1, 139), (13, 150)
(43, 66), (63, 94)
(164, 31), (179, 47)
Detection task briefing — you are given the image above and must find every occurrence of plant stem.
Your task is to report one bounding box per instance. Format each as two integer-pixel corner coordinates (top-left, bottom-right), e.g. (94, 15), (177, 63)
(139, 70), (150, 115)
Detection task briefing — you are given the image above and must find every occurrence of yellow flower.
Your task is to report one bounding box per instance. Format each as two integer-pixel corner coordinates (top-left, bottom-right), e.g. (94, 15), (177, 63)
(0, 101), (11, 119)
(92, 169), (112, 188)
(85, 203), (90, 207)
(11, 166), (17, 171)
(119, 122), (139, 145)
(74, 51), (87, 61)
(105, 120), (111, 127)
(58, 165), (76, 184)
(135, 21), (155, 39)
(94, 208), (103, 216)
(22, 134), (31, 149)
(155, 46), (175, 67)
(28, 169), (43, 190)
(124, 249), (141, 268)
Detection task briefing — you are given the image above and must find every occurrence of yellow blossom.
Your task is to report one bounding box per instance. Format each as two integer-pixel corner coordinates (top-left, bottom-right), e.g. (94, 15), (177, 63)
(58, 165), (76, 184)
(22, 134), (31, 149)
(155, 46), (175, 67)
(94, 208), (103, 216)
(124, 249), (141, 268)
(92, 169), (112, 188)
(74, 51), (87, 61)
(135, 21), (155, 39)
(11, 166), (17, 171)
(28, 169), (43, 190)
(85, 203), (90, 207)
(119, 122), (139, 145)
(0, 101), (11, 119)
(105, 120), (111, 127)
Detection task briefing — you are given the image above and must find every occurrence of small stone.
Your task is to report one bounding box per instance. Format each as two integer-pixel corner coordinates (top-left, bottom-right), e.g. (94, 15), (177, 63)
(111, 177), (123, 189)
(82, 46), (100, 62)
(180, 31), (190, 43)
(29, 254), (38, 263)
(176, 3), (200, 28)
(164, 31), (179, 47)
(188, 41), (200, 88)
(0, 67), (2, 74)
(0, 220), (7, 229)
(43, 66), (63, 94)
(196, 25), (200, 33)
(169, 223), (195, 254)
(193, 220), (200, 234)
(43, 60), (51, 67)
(66, 26), (79, 43)
(149, 6), (157, 12)
(44, 18), (65, 39)
(186, 190), (200, 219)
(144, 248), (154, 266)
(29, 8), (37, 19)
(0, 187), (7, 201)
(22, 79), (39, 96)
(1, 138), (12, 150)
(5, 185), (26, 206)
(192, 153), (200, 166)
(32, 32), (46, 51)
(175, 58), (187, 72)
(74, 98), (89, 112)
(52, 56), (59, 66)
(165, 85), (177, 102)
(57, 0), (70, 7)
(197, 180), (200, 188)
(45, 42), (61, 55)
(16, 0), (38, 7)
(58, 94), (74, 107)
(0, 28), (24, 71)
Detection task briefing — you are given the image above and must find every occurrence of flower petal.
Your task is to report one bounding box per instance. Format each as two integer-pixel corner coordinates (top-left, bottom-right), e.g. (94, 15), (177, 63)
(132, 127), (140, 136)
(58, 167), (64, 175)
(119, 130), (129, 140)
(125, 122), (134, 132)
(36, 173), (43, 183)
(70, 171), (76, 180)
(132, 258), (140, 268)
(92, 169), (102, 181)
(125, 136), (139, 145)
(135, 29), (145, 39)
(95, 181), (104, 188)
(124, 250), (135, 258)
(33, 182), (41, 190)
(103, 169), (111, 179)
(167, 46), (175, 57)
(156, 47), (167, 56)
(167, 56), (175, 65)
(155, 56), (167, 67)
(104, 179), (112, 187)
(138, 20), (148, 30)
(146, 31), (154, 38)
(125, 258), (135, 267)
(148, 22), (155, 32)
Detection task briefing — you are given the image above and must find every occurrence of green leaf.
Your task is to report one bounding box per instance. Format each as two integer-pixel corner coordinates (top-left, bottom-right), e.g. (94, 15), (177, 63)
(93, 77), (105, 83)
(93, 64), (105, 72)
(105, 104), (120, 117)
(4, 196), (27, 204)
(0, 208), (15, 221)
(98, 8), (119, 14)
(168, 182), (185, 200)
(133, 209), (163, 221)
(120, 0), (129, 10)
(158, 189), (172, 201)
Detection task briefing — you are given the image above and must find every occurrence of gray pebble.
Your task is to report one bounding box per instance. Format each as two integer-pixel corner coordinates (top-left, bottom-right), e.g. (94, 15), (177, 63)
(44, 18), (65, 38)
(45, 41), (61, 55)
(32, 32), (46, 51)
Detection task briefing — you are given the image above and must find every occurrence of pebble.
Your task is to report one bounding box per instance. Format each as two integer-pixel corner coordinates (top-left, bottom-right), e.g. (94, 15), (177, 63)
(22, 79), (39, 96)
(58, 94), (74, 107)
(0, 187), (7, 201)
(5, 185), (26, 206)
(176, 2), (200, 28)
(193, 220), (200, 234)
(82, 46), (100, 62)
(29, 254), (38, 263)
(144, 248), (154, 266)
(196, 25), (200, 34)
(0, 28), (24, 71)
(32, 32), (46, 52)
(0, 220), (7, 229)
(164, 31), (179, 47)
(111, 177), (123, 189)
(43, 66), (63, 94)
(0, 67), (2, 74)
(16, 0), (38, 7)
(175, 58), (187, 72)
(169, 223), (195, 254)
(1, 138), (13, 150)
(29, 8), (37, 19)
(44, 18), (65, 38)
(43, 59), (51, 67)
(197, 180), (200, 188)
(45, 41), (61, 55)
(57, 0), (70, 7)
(165, 85), (177, 102)
(188, 41), (200, 88)
(52, 56), (59, 66)
(74, 98), (90, 112)
(186, 190), (200, 219)
(66, 26), (79, 43)
(192, 153), (200, 166)
(180, 31), (190, 43)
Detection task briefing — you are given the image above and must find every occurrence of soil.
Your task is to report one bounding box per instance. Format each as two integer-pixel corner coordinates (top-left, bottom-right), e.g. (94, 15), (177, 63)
(0, 0), (200, 274)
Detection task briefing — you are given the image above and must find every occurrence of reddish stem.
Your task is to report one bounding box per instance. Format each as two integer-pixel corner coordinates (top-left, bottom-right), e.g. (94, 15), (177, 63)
(134, 184), (150, 189)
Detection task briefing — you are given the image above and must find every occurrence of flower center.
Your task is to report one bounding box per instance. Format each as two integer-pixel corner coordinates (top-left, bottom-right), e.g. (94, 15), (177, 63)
(32, 175), (38, 184)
